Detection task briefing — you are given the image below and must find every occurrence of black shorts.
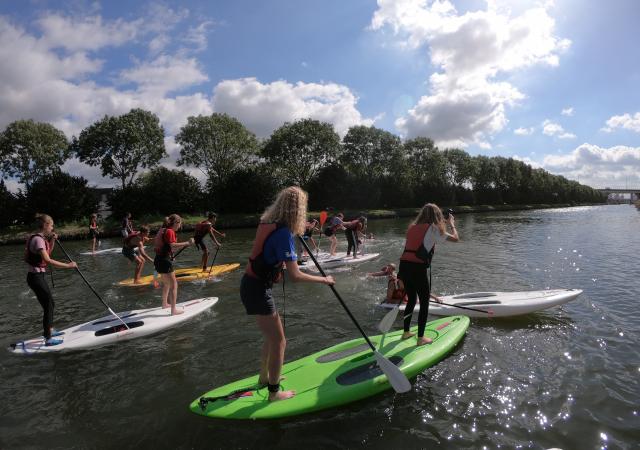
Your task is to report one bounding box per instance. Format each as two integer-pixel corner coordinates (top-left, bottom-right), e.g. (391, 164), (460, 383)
(194, 236), (207, 251)
(154, 255), (174, 274)
(240, 274), (275, 315)
(324, 227), (334, 237)
(122, 246), (139, 262)
(89, 229), (99, 239)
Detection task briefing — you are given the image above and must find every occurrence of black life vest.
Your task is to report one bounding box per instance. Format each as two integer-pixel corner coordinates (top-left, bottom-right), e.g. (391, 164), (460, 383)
(245, 223), (287, 287)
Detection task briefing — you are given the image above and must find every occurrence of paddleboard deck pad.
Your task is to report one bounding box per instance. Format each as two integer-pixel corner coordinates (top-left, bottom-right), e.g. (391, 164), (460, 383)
(190, 315), (469, 419)
(378, 289), (583, 317)
(117, 263), (240, 287)
(8, 297), (218, 354)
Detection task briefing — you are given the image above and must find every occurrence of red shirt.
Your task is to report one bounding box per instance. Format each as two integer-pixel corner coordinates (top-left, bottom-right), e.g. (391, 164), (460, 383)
(165, 228), (177, 244)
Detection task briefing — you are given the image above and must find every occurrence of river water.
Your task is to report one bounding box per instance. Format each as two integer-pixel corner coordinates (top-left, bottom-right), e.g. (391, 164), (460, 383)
(0, 205), (638, 449)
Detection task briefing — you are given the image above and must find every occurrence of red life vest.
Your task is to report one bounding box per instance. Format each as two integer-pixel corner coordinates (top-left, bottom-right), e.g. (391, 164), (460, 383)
(154, 228), (173, 258)
(194, 220), (211, 239)
(400, 223), (434, 265)
(388, 277), (407, 302)
(124, 231), (141, 249)
(24, 233), (50, 268)
(245, 223), (286, 286)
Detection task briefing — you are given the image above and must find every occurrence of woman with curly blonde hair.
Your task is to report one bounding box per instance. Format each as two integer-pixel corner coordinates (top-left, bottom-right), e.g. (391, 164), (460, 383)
(398, 203), (459, 346)
(241, 186), (335, 402)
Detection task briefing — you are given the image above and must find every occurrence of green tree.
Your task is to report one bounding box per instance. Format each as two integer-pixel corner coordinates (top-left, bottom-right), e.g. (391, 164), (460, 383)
(176, 113), (259, 186)
(262, 118), (341, 188)
(72, 109), (166, 189)
(0, 180), (19, 227)
(341, 126), (403, 180)
(23, 172), (97, 223)
(0, 120), (69, 189)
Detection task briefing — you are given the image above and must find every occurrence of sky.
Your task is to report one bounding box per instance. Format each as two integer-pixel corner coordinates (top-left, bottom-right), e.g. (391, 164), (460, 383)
(1, 0), (639, 191)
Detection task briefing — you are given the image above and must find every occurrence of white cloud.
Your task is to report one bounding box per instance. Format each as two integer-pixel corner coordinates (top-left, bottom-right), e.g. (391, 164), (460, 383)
(561, 107), (573, 116)
(542, 143), (640, 188)
(120, 55), (209, 95)
(371, 0), (570, 147)
(212, 77), (375, 137)
(513, 155), (541, 168)
(542, 119), (575, 139)
(602, 112), (640, 133)
(37, 13), (140, 52)
(514, 126), (534, 136)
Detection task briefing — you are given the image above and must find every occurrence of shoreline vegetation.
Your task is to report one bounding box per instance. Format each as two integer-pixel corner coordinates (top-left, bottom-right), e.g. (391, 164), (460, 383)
(0, 202), (604, 246)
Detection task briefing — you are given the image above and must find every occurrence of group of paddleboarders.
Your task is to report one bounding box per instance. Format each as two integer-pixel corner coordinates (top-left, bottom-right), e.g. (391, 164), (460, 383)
(25, 189), (459, 401)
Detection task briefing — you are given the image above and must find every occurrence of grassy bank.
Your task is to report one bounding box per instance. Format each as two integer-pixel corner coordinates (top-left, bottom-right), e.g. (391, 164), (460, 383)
(0, 203), (602, 245)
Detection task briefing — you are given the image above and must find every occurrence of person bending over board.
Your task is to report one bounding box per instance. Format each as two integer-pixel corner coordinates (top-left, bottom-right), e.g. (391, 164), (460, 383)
(398, 204), (459, 346)
(324, 213), (345, 256)
(153, 214), (194, 315)
(122, 225), (153, 284)
(193, 212), (225, 271)
(343, 216), (366, 259)
(24, 214), (77, 346)
(241, 186), (335, 402)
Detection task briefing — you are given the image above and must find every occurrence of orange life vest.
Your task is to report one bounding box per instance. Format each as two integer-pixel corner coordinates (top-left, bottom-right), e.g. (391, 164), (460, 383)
(388, 277), (407, 302)
(245, 223), (286, 286)
(400, 223), (434, 265)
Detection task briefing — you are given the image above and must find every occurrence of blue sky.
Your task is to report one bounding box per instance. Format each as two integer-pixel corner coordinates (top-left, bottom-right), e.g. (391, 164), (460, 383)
(1, 0), (639, 189)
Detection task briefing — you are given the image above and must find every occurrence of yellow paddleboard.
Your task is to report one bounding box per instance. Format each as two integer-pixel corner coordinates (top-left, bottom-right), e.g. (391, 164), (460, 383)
(117, 263), (241, 287)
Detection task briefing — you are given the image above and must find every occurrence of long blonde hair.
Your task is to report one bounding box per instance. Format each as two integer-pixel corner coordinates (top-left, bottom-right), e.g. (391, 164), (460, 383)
(411, 203), (445, 234)
(261, 186), (307, 235)
(34, 213), (53, 231)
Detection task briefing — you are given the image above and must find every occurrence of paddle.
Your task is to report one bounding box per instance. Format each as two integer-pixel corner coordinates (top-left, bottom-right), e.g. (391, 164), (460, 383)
(207, 245), (221, 275)
(55, 239), (130, 330)
(429, 298), (494, 316)
(316, 211), (328, 257)
(298, 237), (411, 394)
(171, 245), (188, 261)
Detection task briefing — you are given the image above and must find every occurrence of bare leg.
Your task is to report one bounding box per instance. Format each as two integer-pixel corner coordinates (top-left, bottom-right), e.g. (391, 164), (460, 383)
(161, 273), (171, 308)
(134, 256), (144, 283)
(256, 314), (295, 401)
(258, 340), (269, 384)
(169, 274), (183, 315)
(201, 248), (209, 271)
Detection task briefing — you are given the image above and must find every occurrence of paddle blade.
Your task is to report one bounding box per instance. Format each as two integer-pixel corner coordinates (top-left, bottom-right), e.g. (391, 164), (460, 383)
(374, 351), (412, 393)
(320, 211), (328, 227)
(378, 305), (400, 333)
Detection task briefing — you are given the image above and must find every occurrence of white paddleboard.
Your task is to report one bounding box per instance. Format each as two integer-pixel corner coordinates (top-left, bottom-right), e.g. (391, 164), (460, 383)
(377, 289), (582, 318)
(8, 297), (217, 354)
(299, 252), (380, 271)
(79, 247), (122, 256)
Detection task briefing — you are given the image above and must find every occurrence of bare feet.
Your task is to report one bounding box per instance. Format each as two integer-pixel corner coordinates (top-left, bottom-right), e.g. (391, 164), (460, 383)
(133, 279), (143, 284)
(269, 390), (295, 402)
(162, 303), (170, 309)
(171, 308), (184, 316)
(417, 337), (433, 346)
(401, 331), (415, 340)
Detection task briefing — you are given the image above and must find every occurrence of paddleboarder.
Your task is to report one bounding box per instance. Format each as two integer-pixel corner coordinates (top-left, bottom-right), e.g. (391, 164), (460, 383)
(241, 186), (335, 402)
(154, 214), (194, 315)
(24, 214), (78, 346)
(398, 204), (459, 346)
(193, 212), (225, 271)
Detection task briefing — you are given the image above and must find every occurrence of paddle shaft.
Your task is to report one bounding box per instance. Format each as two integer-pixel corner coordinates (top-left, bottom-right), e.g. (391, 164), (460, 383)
(171, 245), (188, 261)
(55, 239), (130, 329)
(207, 245), (221, 275)
(298, 237), (376, 352)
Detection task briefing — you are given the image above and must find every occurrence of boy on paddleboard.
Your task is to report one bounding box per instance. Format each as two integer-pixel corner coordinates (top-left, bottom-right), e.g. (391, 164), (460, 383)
(122, 225), (153, 284)
(193, 212), (225, 271)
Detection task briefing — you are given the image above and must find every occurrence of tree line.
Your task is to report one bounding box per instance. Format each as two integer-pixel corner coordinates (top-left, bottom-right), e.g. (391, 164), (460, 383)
(0, 109), (606, 226)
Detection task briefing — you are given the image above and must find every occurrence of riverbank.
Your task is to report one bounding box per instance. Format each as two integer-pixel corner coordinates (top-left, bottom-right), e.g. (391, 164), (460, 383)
(0, 202), (603, 245)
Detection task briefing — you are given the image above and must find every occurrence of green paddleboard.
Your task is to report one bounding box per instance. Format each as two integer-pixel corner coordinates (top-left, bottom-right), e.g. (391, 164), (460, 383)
(190, 315), (470, 419)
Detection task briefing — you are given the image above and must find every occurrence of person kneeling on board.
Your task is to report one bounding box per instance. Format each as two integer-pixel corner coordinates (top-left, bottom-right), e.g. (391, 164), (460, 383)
(25, 214), (77, 346)
(241, 186), (335, 402)
(398, 204), (459, 346)
(122, 225), (153, 284)
(154, 214), (194, 315)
